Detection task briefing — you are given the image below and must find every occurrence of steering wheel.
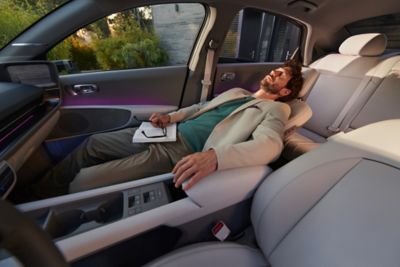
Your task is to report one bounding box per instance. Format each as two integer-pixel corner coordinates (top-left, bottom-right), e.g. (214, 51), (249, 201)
(0, 200), (69, 267)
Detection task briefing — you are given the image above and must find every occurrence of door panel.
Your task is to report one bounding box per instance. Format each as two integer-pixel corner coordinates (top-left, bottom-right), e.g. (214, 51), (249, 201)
(60, 66), (187, 106)
(48, 105), (177, 140)
(51, 66), (187, 139)
(213, 62), (281, 96)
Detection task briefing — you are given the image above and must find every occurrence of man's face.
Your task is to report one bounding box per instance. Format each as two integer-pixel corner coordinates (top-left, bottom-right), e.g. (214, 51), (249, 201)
(260, 67), (292, 94)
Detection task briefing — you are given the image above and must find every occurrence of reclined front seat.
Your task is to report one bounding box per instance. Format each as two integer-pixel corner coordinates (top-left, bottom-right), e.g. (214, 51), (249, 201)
(146, 119), (400, 267)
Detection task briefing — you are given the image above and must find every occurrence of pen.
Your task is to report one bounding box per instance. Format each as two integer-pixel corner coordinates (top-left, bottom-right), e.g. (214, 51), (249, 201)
(134, 115), (164, 128)
(133, 115), (151, 122)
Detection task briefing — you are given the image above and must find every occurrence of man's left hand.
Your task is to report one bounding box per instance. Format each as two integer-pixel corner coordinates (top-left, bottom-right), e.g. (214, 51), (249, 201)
(172, 149), (218, 190)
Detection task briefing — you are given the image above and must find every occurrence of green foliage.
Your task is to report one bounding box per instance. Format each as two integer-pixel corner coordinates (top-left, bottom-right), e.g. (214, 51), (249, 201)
(0, 0), (39, 47)
(47, 38), (72, 60)
(48, 8), (168, 71)
(0, 0), (67, 47)
(94, 14), (168, 70)
(0, 0), (169, 71)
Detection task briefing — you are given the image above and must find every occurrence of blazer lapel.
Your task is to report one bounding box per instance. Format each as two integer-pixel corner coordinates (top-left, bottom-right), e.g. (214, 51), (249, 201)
(227, 98), (266, 118)
(188, 88), (252, 119)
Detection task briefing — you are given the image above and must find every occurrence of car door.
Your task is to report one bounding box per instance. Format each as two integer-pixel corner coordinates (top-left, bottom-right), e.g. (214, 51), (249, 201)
(43, 3), (206, 160)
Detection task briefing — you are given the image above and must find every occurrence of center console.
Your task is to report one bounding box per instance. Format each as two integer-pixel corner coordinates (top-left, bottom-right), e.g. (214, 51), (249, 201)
(19, 177), (186, 240)
(10, 165), (270, 264)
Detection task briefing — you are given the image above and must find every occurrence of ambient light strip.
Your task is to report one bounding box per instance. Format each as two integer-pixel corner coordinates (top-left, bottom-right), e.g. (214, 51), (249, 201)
(0, 115), (34, 146)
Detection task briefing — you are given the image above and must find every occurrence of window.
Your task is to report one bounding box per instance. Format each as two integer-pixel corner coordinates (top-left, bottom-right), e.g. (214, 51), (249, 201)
(0, 0), (69, 50)
(47, 3), (205, 73)
(220, 8), (301, 63)
(346, 13), (400, 51)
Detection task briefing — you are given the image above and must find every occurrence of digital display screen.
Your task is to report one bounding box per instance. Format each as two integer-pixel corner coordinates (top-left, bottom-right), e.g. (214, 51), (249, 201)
(7, 64), (56, 88)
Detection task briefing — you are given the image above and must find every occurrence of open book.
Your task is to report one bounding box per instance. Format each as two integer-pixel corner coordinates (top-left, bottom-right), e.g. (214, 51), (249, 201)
(132, 122), (177, 143)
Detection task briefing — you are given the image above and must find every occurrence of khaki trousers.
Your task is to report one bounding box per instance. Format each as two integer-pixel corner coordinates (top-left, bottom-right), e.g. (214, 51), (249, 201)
(33, 127), (192, 198)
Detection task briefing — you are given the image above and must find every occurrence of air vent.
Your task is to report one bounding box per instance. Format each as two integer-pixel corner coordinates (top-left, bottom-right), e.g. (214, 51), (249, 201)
(287, 0), (318, 12)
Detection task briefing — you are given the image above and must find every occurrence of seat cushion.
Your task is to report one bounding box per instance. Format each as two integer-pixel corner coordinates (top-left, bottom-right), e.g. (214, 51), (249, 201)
(145, 242), (267, 267)
(282, 131), (322, 160)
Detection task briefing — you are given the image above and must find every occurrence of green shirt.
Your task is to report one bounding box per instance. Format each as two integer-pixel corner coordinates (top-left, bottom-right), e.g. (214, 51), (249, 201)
(178, 96), (254, 152)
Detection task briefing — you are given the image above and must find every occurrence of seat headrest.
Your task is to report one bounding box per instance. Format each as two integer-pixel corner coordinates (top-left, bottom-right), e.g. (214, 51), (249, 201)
(284, 99), (312, 138)
(298, 67), (319, 98)
(339, 33), (387, 56)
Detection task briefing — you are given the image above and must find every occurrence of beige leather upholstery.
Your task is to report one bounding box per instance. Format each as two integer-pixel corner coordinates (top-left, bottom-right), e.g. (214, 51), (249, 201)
(339, 33), (387, 56)
(347, 56), (400, 129)
(284, 33), (400, 160)
(284, 68), (319, 137)
(147, 120), (400, 267)
(144, 242), (267, 267)
(297, 67), (320, 98)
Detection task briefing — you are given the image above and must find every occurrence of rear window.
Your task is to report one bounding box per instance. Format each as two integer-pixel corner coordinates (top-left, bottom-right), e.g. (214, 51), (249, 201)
(219, 8), (301, 63)
(346, 13), (400, 50)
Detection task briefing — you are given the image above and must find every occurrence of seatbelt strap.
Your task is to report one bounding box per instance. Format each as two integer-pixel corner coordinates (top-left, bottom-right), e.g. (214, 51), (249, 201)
(327, 76), (372, 133)
(200, 40), (218, 103)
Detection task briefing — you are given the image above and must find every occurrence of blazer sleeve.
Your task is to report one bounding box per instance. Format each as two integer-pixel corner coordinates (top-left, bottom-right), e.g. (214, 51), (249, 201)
(168, 102), (208, 123)
(214, 103), (290, 170)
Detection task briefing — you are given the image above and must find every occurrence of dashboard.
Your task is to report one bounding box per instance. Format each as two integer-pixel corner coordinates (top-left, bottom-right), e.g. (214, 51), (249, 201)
(0, 61), (60, 198)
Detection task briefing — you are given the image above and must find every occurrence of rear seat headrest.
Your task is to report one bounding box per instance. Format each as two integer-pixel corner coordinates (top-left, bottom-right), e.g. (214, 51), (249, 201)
(298, 68), (319, 98)
(339, 33), (387, 56)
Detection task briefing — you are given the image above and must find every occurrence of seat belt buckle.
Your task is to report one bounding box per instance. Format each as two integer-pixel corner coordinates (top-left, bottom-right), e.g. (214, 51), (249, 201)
(212, 221), (231, 241)
(327, 125), (340, 133)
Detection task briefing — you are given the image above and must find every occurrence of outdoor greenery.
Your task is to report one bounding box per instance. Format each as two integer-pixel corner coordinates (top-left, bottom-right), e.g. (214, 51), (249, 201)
(0, 0), (169, 72)
(0, 0), (60, 47)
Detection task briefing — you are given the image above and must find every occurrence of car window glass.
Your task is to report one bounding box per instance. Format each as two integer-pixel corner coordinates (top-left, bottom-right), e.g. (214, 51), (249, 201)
(345, 13), (400, 51)
(47, 4), (205, 73)
(220, 8), (301, 63)
(0, 0), (69, 50)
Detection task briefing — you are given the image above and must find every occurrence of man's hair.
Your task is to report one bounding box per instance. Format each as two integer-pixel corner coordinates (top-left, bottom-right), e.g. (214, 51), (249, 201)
(278, 59), (304, 102)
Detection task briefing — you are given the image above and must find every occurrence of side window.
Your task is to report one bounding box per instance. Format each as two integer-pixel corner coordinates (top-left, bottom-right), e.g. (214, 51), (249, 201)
(220, 8), (301, 63)
(346, 12), (400, 51)
(48, 4), (205, 73)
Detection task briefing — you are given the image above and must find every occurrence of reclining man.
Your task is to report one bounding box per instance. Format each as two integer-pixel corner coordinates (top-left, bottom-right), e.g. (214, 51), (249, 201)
(31, 60), (303, 198)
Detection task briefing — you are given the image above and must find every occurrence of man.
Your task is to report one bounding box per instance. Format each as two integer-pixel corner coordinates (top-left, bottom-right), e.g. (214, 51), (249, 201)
(32, 60), (303, 198)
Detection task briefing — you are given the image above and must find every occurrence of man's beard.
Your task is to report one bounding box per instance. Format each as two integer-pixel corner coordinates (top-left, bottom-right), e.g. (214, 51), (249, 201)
(260, 80), (280, 94)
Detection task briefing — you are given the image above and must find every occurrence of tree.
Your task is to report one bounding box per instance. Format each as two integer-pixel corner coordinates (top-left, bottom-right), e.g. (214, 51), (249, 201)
(0, 1), (169, 71)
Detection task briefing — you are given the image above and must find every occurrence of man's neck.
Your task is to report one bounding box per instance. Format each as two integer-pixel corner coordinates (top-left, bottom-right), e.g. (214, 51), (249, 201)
(252, 88), (279, 101)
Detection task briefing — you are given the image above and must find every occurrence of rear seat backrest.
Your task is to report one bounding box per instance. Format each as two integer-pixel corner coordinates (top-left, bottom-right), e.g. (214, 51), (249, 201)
(283, 33), (390, 160)
(304, 33), (387, 138)
(343, 56), (400, 131)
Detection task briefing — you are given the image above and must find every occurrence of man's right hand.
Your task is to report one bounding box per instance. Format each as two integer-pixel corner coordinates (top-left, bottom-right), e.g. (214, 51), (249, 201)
(149, 113), (170, 128)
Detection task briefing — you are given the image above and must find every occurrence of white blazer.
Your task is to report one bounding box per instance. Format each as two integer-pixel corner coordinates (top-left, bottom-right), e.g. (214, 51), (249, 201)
(169, 88), (290, 170)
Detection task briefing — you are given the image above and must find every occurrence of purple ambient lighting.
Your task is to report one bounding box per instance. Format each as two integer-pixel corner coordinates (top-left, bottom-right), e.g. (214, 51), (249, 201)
(62, 97), (170, 106)
(0, 115), (34, 145)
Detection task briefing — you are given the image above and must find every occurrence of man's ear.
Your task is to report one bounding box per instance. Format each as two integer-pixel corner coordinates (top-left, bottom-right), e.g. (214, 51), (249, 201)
(279, 88), (292, 97)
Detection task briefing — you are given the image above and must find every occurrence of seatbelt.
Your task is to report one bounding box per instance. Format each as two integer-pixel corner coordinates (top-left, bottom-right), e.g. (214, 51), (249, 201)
(327, 76), (372, 133)
(200, 40), (218, 103)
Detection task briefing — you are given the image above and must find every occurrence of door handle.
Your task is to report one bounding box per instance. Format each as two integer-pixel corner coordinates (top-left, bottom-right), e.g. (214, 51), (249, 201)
(220, 72), (236, 81)
(70, 84), (99, 95)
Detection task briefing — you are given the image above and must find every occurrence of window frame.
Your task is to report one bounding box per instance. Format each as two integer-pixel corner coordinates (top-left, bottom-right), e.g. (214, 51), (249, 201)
(44, 3), (208, 73)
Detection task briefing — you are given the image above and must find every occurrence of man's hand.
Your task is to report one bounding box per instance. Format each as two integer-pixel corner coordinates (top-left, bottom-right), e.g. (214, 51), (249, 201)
(149, 113), (170, 128)
(172, 149), (218, 190)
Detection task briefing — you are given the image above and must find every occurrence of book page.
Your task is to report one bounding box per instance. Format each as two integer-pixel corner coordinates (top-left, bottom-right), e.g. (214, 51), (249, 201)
(132, 122), (177, 143)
